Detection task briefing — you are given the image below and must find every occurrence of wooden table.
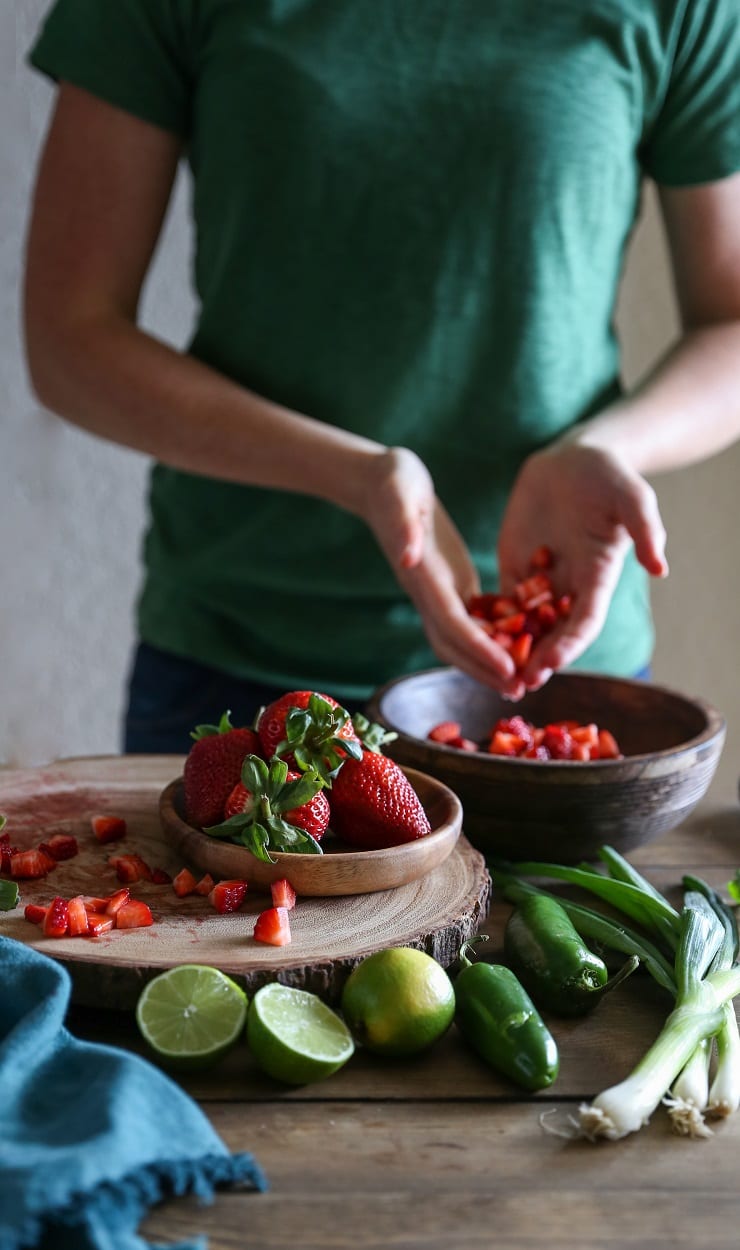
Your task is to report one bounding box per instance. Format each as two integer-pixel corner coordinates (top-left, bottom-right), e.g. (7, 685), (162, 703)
(65, 802), (740, 1250)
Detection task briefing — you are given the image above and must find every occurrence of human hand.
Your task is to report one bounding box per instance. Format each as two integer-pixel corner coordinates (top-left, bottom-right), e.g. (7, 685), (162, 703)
(496, 439), (668, 698)
(360, 447), (517, 687)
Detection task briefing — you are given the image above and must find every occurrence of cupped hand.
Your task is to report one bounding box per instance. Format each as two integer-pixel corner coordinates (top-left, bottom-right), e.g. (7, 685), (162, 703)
(496, 440), (668, 698)
(360, 447), (517, 687)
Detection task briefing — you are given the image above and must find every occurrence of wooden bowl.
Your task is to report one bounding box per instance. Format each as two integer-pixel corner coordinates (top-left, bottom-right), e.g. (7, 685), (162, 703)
(158, 766), (462, 896)
(365, 668), (726, 863)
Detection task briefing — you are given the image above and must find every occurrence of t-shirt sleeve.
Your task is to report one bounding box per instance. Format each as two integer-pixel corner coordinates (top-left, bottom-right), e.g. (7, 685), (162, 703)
(641, 0), (740, 186)
(28, 0), (197, 137)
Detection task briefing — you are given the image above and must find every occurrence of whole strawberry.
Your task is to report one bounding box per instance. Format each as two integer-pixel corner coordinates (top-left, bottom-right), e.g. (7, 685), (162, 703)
(206, 755), (328, 861)
(183, 710), (263, 828)
(257, 691), (361, 785)
(329, 751), (431, 850)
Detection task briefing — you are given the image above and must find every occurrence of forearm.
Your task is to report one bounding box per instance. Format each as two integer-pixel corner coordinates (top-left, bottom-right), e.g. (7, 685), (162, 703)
(563, 322), (740, 475)
(26, 311), (387, 515)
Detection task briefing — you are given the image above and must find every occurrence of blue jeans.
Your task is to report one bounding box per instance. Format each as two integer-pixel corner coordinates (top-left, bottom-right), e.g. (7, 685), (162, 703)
(122, 642), (365, 754)
(123, 641), (652, 754)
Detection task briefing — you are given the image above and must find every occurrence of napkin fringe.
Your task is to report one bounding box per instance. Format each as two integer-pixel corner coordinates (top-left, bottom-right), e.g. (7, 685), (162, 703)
(0, 1151), (267, 1250)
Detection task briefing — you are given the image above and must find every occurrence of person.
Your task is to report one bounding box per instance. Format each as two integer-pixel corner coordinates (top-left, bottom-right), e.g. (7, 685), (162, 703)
(23, 0), (740, 754)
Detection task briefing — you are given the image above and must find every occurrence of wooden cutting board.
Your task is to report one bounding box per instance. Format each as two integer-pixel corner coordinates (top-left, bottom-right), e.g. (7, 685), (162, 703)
(0, 756), (491, 1008)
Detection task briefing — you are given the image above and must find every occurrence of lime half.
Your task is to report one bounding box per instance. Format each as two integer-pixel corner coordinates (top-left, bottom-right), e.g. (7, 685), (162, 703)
(136, 964), (247, 1069)
(247, 983), (355, 1085)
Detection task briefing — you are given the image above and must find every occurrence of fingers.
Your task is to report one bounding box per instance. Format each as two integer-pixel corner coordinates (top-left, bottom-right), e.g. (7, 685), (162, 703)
(620, 477), (669, 578)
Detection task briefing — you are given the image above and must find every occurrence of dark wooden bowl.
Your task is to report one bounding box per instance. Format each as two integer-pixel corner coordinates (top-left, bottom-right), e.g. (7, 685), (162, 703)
(365, 668), (726, 864)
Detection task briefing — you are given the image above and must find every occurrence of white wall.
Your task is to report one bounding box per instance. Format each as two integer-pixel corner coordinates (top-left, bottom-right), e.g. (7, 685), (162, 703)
(3, 2), (739, 803)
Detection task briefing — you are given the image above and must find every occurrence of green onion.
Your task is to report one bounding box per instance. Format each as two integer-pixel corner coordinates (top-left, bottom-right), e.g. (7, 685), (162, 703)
(681, 875), (740, 1120)
(499, 858), (682, 943)
(579, 894), (739, 1140)
(664, 1038), (713, 1138)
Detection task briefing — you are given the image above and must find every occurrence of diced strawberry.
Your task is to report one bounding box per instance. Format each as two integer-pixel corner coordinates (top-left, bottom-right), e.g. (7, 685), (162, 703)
(0, 842), (18, 873)
(509, 632), (534, 669)
(81, 895), (110, 913)
(42, 896), (69, 939)
(466, 592), (499, 619)
(173, 868), (198, 898)
(543, 725), (574, 761)
(108, 854), (153, 884)
(24, 903), (47, 925)
(536, 602), (558, 629)
(514, 574), (553, 610)
(524, 745), (552, 760)
(496, 716), (534, 746)
(489, 629), (513, 651)
(105, 888), (131, 915)
(448, 735), (479, 752)
(488, 730), (524, 757)
(115, 899), (154, 929)
(253, 906), (291, 946)
(427, 721), (463, 744)
(208, 879), (248, 914)
(271, 877), (297, 911)
(67, 896), (90, 936)
(572, 742), (592, 761)
(43, 833), (79, 861)
(489, 595), (519, 620)
(103, 890), (130, 920)
(194, 873), (215, 896)
(494, 611), (527, 636)
(529, 545), (554, 570)
(597, 729), (622, 759)
(532, 727), (545, 747)
(555, 594), (572, 618)
(87, 915), (115, 937)
(150, 868), (172, 885)
(572, 723), (599, 748)
(91, 815), (127, 844)
(9, 848), (56, 879)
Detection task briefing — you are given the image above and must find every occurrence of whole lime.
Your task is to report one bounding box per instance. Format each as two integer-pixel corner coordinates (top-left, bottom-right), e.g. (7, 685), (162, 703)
(341, 947), (455, 1057)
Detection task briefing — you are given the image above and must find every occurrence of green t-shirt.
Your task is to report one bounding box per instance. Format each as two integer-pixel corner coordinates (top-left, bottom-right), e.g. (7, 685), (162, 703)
(30, 0), (740, 700)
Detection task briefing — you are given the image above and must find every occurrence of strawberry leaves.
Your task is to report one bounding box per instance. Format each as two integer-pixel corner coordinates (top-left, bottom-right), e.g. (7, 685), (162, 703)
(275, 693), (362, 785)
(204, 755), (324, 863)
(189, 708), (238, 741)
(0, 878), (19, 912)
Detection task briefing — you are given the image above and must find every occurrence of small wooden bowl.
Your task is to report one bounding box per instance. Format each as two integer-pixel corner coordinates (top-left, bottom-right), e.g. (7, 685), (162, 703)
(365, 668), (726, 863)
(158, 766), (462, 896)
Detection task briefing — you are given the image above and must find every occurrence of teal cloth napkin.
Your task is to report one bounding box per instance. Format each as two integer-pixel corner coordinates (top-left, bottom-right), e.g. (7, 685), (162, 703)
(0, 936), (267, 1250)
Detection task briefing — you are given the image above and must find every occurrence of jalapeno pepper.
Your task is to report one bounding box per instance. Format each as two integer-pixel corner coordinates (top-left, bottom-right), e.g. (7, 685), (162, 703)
(454, 939), (559, 1091)
(504, 894), (638, 1017)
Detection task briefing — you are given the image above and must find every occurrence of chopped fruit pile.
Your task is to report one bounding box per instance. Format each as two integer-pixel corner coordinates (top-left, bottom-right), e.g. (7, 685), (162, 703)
(427, 715), (623, 761)
(467, 545), (572, 671)
(3, 686), (436, 955)
(24, 888), (154, 939)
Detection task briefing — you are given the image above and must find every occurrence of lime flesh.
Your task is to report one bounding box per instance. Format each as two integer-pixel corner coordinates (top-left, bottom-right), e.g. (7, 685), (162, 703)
(136, 963), (247, 1068)
(247, 983), (355, 1085)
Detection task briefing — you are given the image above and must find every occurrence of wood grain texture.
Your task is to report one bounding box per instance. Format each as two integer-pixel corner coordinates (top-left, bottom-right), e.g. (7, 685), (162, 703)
(366, 668), (726, 861)
(0, 756), (490, 1008)
(58, 806), (740, 1250)
(140, 1101), (740, 1250)
(159, 767), (462, 895)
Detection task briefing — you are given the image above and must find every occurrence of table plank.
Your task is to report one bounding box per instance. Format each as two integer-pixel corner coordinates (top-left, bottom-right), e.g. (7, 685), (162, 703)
(141, 1101), (740, 1250)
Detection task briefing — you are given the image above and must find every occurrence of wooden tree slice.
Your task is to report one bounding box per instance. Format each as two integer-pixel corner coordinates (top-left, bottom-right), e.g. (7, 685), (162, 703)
(0, 756), (491, 1008)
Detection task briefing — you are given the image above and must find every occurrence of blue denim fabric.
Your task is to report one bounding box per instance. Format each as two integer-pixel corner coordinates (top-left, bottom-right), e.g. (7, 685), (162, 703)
(122, 642), (365, 754)
(123, 642), (653, 754)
